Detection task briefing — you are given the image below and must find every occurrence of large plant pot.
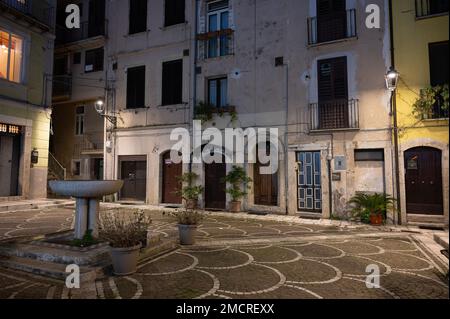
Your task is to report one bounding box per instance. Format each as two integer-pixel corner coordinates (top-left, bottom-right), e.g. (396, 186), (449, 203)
(229, 201), (241, 213)
(178, 224), (198, 245)
(110, 244), (141, 275)
(185, 199), (198, 210)
(370, 213), (384, 226)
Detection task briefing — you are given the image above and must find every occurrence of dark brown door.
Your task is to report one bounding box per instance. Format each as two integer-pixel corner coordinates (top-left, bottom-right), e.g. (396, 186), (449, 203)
(120, 158), (146, 201)
(254, 146), (278, 206)
(205, 160), (226, 210)
(405, 147), (443, 215)
(162, 152), (182, 204)
(318, 57), (348, 129)
(317, 0), (347, 43)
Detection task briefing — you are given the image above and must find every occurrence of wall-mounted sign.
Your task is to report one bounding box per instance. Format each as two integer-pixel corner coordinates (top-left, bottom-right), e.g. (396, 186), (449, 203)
(332, 172), (341, 181)
(0, 123), (21, 135)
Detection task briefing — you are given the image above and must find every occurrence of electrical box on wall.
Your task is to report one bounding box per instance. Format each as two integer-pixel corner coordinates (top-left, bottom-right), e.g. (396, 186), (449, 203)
(31, 149), (39, 165)
(334, 156), (346, 171)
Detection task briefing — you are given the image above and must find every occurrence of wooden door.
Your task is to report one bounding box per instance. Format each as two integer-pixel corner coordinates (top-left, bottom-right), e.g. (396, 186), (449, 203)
(205, 160), (226, 210)
(162, 152), (182, 204)
(254, 161), (278, 206)
(120, 159), (146, 201)
(405, 147), (443, 215)
(317, 0), (347, 43)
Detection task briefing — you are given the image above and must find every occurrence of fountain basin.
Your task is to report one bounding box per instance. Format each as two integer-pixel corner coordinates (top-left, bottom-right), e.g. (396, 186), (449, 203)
(49, 180), (124, 198)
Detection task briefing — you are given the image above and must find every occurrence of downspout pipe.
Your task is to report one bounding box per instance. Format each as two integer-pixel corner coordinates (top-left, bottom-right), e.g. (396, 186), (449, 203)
(388, 0), (402, 225)
(190, 0), (200, 174)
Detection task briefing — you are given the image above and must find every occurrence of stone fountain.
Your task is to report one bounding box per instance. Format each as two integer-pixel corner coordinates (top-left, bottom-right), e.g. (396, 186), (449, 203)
(49, 180), (124, 239)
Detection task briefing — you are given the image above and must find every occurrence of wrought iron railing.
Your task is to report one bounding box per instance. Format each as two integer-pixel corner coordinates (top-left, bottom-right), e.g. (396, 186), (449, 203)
(55, 19), (108, 45)
(308, 9), (356, 45)
(309, 99), (359, 131)
(48, 152), (66, 180)
(73, 135), (104, 157)
(416, 0), (449, 18)
(197, 28), (234, 60)
(52, 75), (72, 100)
(427, 94), (449, 119)
(0, 0), (55, 29)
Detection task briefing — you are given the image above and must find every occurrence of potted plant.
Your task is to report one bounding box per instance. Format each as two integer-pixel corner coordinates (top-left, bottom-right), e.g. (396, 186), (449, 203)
(99, 209), (152, 275)
(175, 210), (204, 245)
(178, 172), (204, 209)
(223, 166), (252, 213)
(348, 193), (396, 226)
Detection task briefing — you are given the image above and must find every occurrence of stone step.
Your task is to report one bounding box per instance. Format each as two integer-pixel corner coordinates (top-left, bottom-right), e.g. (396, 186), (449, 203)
(434, 234), (449, 251)
(0, 200), (73, 213)
(408, 222), (447, 230)
(0, 242), (110, 266)
(0, 255), (99, 282)
(407, 214), (446, 224)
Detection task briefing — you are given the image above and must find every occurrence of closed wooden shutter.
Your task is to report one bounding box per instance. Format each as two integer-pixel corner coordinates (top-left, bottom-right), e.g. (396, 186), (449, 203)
(129, 0), (148, 34)
(162, 60), (183, 106)
(317, 0), (346, 43)
(127, 66), (146, 109)
(318, 57), (349, 129)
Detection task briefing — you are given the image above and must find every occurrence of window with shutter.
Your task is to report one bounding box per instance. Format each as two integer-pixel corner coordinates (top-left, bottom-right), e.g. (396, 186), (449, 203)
(126, 66), (146, 109)
(317, 57), (349, 129)
(165, 0), (185, 27)
(85, 47), (104, 73)
(316, 0), (347, 43)
(129, 0), (148, 34)
(162, 60), (183, 106)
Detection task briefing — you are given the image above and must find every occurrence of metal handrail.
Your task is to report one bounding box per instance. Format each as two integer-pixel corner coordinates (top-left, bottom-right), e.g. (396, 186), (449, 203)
(48, 152), (66, 180)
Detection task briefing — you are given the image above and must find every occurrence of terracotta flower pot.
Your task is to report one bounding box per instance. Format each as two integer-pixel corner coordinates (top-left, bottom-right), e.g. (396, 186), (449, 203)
(229, 201), (241, 213)
(185, 199), (198, 210)
(178, 224), (198, 245)
(370, 213), (384, 226)
(110, 244), (141, 276)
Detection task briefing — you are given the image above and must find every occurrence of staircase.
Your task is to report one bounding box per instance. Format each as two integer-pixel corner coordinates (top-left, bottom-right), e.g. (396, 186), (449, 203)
(48, 152), (68, 198)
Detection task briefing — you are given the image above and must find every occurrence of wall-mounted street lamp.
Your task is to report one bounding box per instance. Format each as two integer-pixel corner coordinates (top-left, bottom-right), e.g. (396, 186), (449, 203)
(385, 67), (399, 92)
(94, 99), (117, 125)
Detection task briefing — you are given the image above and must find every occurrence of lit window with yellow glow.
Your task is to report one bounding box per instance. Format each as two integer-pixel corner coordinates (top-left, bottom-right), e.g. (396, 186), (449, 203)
(0, 29), (23, 83)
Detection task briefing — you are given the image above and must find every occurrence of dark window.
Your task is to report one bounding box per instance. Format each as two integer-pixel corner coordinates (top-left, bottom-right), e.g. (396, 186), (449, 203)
(165, 0), (185, 27)
(355, 149), (385, 162)
(129, 0), (147, 34)
(88, 0), (105, 37)
(208, 77), (228, 108)
(162, 60), (183, 105)
(126, 66), (146, 109)
(316, 0), (347, 43)
(416, 0), (449, 17)
(317, 57), (349, 129)
(85, 47), (104, 73)
(54, 56), (68, 75)
(74, 161), (81, 176)
(73, 52), (81, 64)
(429, 41), (449, 86)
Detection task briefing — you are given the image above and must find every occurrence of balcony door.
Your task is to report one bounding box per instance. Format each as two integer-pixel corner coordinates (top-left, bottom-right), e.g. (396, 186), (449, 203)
(318, 57), (349, 129)
(317, 0), (347, 43)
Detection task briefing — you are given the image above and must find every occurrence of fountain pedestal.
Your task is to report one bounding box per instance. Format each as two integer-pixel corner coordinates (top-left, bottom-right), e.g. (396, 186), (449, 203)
(49, 180), (124, 239)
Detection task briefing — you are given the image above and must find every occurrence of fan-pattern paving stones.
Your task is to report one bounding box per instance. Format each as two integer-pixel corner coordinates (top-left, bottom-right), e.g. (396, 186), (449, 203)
(0, 208), (448, 299)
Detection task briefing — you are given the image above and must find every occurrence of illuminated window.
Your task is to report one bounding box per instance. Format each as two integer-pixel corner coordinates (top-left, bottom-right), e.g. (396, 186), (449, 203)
(0, 29), (23, 83)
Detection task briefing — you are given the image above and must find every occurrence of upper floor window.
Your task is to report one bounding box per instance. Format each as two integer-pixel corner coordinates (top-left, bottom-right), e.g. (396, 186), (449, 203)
(162, 59), (183, 106)
(126, 66), (146, 109)
(85, 47), (104, 73)
(207, 0), (230, 58)
(416, 0), (449, 18)
(165, 0), (185, 27)
(428, 41), (449, 118)
(208, 77), (228, 108)
(0, 29), (23, 83)
(129, 0), (147, 34)
(75, 106), (85, 136)
(308, 0), (356, 45)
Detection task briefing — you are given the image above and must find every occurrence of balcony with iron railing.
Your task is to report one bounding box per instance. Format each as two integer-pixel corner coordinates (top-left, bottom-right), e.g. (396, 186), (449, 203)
(197, 28), (234, 60)
(424, 94), (449, 120)
(52, 74), (72, 102)
(74, 135), (104, 157)
(416, 0), (449, 18)
(0, 0), (55, 30)
(309, 99), (359, 131)
(308, 9), (357, 45)
(55, 19), (108, 45)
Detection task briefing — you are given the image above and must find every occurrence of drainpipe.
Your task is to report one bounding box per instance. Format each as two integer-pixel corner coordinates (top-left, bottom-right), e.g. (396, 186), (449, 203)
(190, 0), (200, 175)
(389, 0), (402, 225)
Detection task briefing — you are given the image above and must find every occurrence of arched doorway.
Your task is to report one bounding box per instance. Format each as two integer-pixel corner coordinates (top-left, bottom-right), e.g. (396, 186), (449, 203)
(162, 151), (182, 204)
(404, 147), (443, 215)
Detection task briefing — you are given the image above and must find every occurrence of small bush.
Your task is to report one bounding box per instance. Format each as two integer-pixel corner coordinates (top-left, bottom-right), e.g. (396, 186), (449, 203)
(174, 210), (204, 225)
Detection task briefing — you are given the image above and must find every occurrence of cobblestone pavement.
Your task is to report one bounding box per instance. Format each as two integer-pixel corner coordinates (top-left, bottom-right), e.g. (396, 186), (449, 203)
(0, 208), (448, 299)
